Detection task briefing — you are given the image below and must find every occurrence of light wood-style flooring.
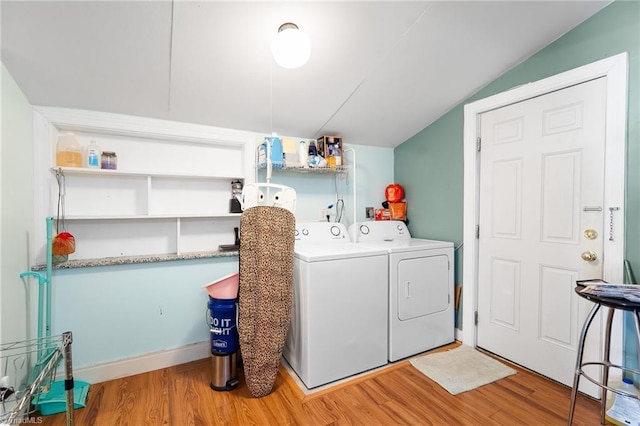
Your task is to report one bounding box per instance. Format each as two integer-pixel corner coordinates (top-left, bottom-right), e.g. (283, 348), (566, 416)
(40, 343), (602, 425)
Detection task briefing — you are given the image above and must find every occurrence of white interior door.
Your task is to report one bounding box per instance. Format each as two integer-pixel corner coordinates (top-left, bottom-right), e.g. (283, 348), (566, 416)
(477, 77), (606, 396)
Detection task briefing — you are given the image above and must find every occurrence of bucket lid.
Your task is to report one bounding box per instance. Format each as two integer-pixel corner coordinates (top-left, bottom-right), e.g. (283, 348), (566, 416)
(204, 272), (239, 299)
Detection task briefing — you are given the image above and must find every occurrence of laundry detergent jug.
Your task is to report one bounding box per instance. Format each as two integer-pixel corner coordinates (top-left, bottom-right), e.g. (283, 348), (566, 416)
(259, 135), (284, 169)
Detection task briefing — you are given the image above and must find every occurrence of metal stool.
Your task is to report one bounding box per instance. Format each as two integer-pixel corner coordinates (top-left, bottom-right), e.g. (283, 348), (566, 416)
(568, 286), (640, 425)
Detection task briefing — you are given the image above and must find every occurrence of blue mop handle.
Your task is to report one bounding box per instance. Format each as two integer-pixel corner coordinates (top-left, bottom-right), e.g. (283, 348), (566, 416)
(19, 271), (46, 344)
(45, 216), (53, 338)
(18, 217), (54, 359)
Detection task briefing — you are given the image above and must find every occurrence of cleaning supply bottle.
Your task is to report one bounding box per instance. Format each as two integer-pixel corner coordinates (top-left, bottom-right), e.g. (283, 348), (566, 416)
(259, 135), (284, 169)
(606, 377), (640, 426)
(308, 140), (318, 157)
(298, 141), (308, 168)
(268, 135), (284, 169)
(56, 133), (82, 167)
(85, 140), (101, 168)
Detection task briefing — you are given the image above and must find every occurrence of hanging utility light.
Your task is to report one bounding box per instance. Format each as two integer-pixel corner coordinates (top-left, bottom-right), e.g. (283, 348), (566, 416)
(271, 22), (311, 69)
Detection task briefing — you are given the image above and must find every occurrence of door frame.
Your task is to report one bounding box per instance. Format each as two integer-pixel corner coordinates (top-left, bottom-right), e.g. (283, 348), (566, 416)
(462, 53), (628, 346)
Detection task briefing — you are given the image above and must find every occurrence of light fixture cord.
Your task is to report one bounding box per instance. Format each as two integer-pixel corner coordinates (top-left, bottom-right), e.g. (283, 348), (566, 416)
(167, 0), (175, 113)
(269, 58), (273, 133)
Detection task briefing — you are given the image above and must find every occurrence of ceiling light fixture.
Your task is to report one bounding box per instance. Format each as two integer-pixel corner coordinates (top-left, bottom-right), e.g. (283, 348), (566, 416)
(271, 22), (311, 69)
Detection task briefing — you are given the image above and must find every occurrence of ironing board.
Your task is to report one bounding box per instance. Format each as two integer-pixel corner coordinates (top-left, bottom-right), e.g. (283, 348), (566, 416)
(238, 205), (295, 397)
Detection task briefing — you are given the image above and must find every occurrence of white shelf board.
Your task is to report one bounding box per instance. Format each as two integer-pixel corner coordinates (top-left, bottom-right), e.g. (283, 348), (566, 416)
(51, 167), (243, 180)
(59, 213), (242, 220)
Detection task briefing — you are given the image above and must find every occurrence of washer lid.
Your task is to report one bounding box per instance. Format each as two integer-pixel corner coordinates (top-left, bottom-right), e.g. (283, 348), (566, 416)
(294, 243), (387, 262)
(360, 238), (453, 253)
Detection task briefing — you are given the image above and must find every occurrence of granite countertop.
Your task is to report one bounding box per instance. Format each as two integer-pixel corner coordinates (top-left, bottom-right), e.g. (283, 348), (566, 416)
(32, 249), (239, 271)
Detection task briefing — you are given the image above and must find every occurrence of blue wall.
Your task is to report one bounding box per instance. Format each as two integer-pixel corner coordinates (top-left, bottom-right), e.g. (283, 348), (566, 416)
(52, 257), (238, 366)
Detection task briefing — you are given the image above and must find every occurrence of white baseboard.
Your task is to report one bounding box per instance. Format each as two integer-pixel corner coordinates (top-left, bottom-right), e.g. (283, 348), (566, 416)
(72, 341), (210, 384)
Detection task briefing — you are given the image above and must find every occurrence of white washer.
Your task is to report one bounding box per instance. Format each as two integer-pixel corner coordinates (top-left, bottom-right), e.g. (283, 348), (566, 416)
(350, 221), (455, 362)
(284, 222), (389, 389)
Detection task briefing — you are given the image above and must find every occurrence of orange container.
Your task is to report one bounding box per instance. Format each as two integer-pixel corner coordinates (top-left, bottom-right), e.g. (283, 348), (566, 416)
(204, 272), (239, 299)
(389, 202), (407, 220)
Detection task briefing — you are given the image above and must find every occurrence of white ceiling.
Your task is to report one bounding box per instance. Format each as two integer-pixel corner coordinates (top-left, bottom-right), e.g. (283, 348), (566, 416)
(1, 1), (609, 148)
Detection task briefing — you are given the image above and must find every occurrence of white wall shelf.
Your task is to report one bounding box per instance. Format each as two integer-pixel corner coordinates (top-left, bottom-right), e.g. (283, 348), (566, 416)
(57, 213), (242, 220)
(53, 166), (244, 180)
(35, 107), (257, 263)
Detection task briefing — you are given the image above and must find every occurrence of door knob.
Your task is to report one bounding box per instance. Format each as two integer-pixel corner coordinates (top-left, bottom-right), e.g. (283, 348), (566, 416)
(581, 250), (598, 262)
(584, 229), (598, 240)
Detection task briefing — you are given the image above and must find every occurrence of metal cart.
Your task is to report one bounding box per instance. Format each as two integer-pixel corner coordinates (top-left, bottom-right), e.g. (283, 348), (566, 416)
(0, 331), (76, 425)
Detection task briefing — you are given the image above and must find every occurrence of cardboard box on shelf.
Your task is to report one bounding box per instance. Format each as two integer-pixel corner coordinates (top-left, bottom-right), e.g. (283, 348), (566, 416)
(317, 136), (344, 166)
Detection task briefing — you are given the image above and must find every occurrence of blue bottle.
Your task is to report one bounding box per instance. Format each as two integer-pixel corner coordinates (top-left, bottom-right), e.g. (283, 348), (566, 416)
(261, 136), (283, 169)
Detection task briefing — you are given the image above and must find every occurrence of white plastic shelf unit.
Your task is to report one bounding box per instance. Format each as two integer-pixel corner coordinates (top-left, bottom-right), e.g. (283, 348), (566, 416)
(34, 107), (256, 263)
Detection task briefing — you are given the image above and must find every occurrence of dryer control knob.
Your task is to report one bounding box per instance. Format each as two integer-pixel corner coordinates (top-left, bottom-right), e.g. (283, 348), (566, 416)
(360, 225), (370, 235)
(330, 225), (341, 237)
(302, 228), (309, 236)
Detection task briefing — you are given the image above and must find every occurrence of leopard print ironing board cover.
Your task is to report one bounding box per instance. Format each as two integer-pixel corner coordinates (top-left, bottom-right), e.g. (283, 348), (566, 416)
(238, 205), (295, 397)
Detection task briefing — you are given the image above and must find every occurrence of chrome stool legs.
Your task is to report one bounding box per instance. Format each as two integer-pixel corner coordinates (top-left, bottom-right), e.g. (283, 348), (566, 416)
(568, 303), (600, 425)
(569, 302), (640, 425)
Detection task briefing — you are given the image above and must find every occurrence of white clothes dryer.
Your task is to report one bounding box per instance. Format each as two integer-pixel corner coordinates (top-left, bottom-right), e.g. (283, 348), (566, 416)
(349, 221), (455, 362)
(284, 222), (389, 389)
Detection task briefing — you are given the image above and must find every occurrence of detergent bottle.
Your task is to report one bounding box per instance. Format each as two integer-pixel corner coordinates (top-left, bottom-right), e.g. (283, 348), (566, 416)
(606, 377), (640, 426)
(56, 133), (82, 167)
(259, 134), (284, 169)
(85, 140), (101, 168)
(298, 141), (308, 168)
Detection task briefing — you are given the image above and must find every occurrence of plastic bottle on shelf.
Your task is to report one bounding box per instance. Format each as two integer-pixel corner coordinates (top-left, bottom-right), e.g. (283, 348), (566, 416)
(308, 140), (318, 157)
(85, 140), (101, 168)
(298, 141), (308, 168)
(334, 140), (342, 166)
(606, 377), (640, 426)
(327, 155), (336, 170)
(56, 133), (82, 167)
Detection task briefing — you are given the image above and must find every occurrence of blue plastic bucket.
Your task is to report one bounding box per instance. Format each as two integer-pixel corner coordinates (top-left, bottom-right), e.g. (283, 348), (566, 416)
(207, 297), (238, 355)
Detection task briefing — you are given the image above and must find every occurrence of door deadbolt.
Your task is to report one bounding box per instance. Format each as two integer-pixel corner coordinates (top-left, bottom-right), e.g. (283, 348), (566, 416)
(581, 250), (598, 262)
(584, 229), (598, 240)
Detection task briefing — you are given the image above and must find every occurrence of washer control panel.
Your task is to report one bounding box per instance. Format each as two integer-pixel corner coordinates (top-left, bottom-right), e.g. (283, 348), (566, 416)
(351, 220), (411, 241)
(295, 222), (348, 242)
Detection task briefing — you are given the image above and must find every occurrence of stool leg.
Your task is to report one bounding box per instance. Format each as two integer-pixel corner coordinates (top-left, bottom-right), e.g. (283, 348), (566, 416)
(601, 307), (615, 424)
(569, 303), (600, 425)
(633, 310), (640, 387)
(633, 309), (640, 353)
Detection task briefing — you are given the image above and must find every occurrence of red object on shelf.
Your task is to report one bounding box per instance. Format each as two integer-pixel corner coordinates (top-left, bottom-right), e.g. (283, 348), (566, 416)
(389, 202), (407, 220)
(52, 232), (76, 255)
(385, 184), (404, 203)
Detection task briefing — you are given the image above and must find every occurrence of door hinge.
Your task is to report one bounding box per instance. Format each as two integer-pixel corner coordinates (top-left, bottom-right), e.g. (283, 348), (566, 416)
(474, 311), (478, 326)
(476, 225), (480, 239)
(476, 137), (481, 152)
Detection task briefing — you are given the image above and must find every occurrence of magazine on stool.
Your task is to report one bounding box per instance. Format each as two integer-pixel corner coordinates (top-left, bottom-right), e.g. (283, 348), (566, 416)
(577, 279), (640, 302)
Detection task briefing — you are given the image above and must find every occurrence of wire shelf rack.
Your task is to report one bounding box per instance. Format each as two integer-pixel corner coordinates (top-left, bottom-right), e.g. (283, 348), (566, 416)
(0, 331), (75, 425)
